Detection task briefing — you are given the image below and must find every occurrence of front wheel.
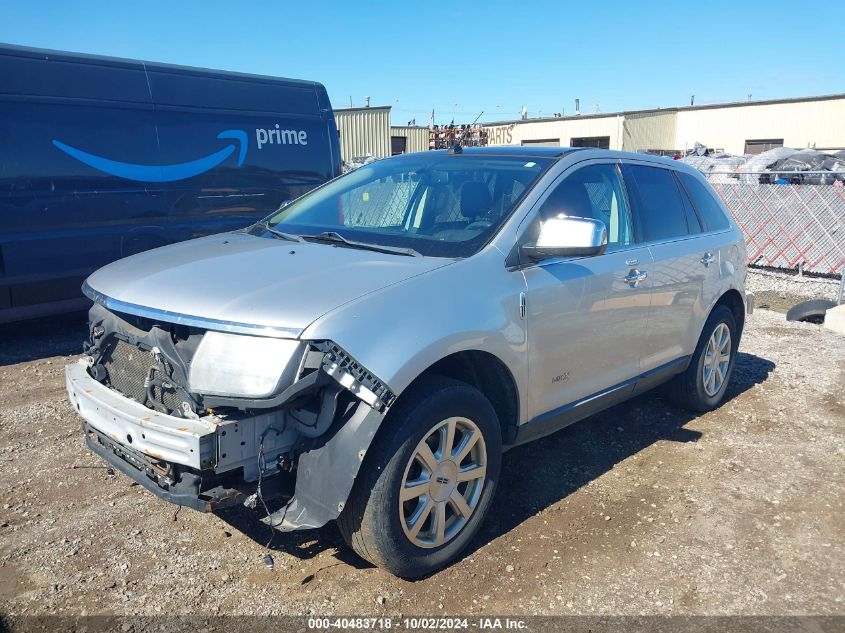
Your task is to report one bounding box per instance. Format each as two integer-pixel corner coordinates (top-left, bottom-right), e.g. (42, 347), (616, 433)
(668, 305), (738, 411)
(338, 376), (502, 578)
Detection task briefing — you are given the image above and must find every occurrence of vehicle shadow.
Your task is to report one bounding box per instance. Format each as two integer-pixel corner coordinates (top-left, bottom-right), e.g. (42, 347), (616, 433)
(0, 312), (88, 366)
(467, 350), (775, 560)
(219, 351), (775, 574)
(217, 503), (363, 572)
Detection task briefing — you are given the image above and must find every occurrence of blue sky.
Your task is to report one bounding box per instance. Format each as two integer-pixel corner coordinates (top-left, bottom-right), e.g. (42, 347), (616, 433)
(1, 0), (842, 125)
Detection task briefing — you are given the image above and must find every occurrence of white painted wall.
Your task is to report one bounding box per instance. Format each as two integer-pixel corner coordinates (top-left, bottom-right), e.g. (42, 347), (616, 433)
(484, 115), (624, 149)
(482, 97), (845, 154)
(675, 98), (845, 154)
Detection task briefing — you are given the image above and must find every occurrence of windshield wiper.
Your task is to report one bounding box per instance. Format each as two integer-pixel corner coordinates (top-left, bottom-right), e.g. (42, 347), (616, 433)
(299, 232), (422, 257)
(254, 221), (304, 243)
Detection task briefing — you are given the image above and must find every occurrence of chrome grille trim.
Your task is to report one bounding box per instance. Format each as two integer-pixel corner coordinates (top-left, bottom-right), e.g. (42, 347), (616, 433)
(83, 281), (303, 339)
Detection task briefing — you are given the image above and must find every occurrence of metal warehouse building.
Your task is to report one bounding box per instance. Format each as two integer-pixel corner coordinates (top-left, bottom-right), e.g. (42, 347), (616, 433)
(335, 94), (845, 161)
(333, 106), (429, 162)
(483, 94), (845, 155)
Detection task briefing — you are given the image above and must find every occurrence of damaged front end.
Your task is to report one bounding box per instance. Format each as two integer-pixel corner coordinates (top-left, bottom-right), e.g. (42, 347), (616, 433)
(66, 300), (395, 528)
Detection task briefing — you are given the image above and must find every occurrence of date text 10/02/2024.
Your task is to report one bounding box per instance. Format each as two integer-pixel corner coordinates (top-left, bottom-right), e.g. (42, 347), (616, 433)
(307, 617), (528, 630)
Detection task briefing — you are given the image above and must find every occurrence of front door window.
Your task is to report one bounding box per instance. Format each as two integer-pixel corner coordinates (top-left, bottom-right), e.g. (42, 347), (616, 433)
(534, 163), (633, 251)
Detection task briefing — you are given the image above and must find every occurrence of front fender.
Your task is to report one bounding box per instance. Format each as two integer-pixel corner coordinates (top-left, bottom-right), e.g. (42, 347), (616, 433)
(263, 401), (383, 530)
(301, 248), (529, 413)
(270, 249), (528, 530)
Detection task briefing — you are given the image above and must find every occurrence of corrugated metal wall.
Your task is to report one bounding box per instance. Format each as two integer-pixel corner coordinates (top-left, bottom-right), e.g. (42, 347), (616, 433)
(334, 107), (391, 162)
(622, 111), (677, 152)
(390, 126), (430, 153)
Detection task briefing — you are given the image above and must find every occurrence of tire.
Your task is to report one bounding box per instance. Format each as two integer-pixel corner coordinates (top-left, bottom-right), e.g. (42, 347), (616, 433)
(786, 299), (838, 324)
(668, 305), (738, 412)
(337, 375), (502, 578)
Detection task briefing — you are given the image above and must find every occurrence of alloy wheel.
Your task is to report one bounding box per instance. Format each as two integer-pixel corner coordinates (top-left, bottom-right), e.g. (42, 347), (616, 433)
(702, 322), (731, 397)
(399, 417), (487, 549)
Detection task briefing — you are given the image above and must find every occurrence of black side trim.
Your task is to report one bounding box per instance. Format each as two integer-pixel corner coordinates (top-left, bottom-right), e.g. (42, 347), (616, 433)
(632, 355), (691, 396)
(509, 356), (689, 448)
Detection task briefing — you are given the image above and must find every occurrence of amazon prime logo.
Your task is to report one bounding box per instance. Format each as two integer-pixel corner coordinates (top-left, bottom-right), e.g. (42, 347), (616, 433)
(53, 125), (308, 183)
(255, 124), (308, 149)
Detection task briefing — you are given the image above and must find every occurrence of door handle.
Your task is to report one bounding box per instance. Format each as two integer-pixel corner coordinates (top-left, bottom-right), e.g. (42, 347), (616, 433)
(700, 252), (716, 266)
(624, 269), (648, 287)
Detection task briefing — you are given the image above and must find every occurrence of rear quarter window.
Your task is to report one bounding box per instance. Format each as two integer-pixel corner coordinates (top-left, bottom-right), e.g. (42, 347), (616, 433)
(620, 164), (690, 243)
(679, 172), (731, 232)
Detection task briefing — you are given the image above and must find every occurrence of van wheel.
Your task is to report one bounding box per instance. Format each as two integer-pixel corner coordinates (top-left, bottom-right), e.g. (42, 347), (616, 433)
(337, 375), (501, 578)
(668, 305), (738, 412)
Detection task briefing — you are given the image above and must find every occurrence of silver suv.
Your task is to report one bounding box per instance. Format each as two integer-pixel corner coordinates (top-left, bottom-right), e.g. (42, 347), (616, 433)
(66, 147), (751, 577)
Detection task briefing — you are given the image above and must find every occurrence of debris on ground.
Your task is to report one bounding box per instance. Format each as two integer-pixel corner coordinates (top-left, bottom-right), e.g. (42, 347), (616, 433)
(0, 309), (842, 615)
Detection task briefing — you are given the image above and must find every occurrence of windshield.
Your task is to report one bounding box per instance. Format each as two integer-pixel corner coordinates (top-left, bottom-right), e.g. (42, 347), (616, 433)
(265, 153), (554, 257)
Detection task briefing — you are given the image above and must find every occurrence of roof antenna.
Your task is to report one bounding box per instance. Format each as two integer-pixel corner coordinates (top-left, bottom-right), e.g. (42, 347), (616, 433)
(449, 142), (463, 154)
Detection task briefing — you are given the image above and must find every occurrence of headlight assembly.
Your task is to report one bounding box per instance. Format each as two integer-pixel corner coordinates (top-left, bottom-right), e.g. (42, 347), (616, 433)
(188, 331), (302, 398)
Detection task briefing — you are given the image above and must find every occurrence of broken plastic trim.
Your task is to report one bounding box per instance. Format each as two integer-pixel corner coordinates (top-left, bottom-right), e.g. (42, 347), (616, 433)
(200, 341), (394, 413)
(317, 342), (396, 412)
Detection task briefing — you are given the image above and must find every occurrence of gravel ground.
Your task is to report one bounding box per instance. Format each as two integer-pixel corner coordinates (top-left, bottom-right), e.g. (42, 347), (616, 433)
(0, 308), (843, 617)
(746, 268), (842, 314)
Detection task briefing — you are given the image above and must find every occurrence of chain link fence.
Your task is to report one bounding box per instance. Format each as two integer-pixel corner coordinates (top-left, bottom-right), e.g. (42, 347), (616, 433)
(340, 180), (416, 228)
(324, 169), (845, 278)
(705, 174), (845, 276)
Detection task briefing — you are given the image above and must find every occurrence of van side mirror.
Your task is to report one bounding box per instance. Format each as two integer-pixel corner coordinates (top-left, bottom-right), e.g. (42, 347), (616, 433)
(522, 216), (608, 262)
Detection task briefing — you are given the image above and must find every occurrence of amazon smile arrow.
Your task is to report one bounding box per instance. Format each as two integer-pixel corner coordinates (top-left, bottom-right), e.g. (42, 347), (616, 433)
(52, 129), (248, 183)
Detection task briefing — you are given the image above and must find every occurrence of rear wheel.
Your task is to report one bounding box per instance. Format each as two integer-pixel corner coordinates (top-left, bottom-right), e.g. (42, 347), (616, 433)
(668, 305), (738, 411)
(338, 375), (501, 578)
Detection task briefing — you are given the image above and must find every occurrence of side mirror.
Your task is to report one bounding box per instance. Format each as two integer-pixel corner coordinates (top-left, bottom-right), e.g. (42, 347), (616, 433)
(522, 216), (608, 262)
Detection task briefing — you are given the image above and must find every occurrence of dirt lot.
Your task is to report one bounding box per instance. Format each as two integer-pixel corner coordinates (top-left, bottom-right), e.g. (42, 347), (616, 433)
(746, 268), (841, 315)
(0, 308), (843, 617)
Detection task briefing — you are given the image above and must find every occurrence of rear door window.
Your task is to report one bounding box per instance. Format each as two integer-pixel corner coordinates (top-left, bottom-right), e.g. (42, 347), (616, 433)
(678, 172), (731, 232)
(675, 173), (703, 234)
(621, 164), (690, 243)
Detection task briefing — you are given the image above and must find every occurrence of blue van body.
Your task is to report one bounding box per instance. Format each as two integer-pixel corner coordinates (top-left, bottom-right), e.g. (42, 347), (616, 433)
(0, 44), (341, 322)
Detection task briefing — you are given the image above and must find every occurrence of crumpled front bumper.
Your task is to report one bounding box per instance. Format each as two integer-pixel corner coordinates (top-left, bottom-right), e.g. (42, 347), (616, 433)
(66, 354), (391, 532)
(82, 422), (246, 512)
(65, 359), (218, 469)
(66, 359), (296, 513)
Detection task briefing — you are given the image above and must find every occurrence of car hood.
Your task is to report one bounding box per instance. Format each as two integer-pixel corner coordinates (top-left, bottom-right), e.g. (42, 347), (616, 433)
(85, 233), (453, 336)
